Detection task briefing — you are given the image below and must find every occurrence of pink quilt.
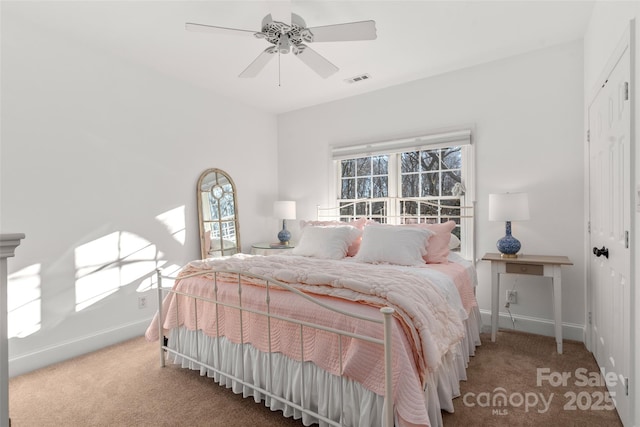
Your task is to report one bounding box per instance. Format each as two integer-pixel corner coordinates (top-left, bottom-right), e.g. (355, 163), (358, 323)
(146, 254), (475, 427)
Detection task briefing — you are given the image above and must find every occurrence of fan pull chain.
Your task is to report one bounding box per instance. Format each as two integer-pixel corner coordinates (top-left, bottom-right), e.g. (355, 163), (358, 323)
(278, 52), (281, 87)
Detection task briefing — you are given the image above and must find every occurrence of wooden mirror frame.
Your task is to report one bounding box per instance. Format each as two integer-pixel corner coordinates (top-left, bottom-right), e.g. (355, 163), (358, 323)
(197, 168), (241, 259)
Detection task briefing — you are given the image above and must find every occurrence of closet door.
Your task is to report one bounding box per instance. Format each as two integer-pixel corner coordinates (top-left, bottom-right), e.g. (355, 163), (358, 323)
(588, 27), (632, 426)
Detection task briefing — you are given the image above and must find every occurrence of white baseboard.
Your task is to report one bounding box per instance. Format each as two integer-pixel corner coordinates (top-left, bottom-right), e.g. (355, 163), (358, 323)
(10, 312), (586, 377)
(9, 318), (152, 377)
(479, 309), (585, 343)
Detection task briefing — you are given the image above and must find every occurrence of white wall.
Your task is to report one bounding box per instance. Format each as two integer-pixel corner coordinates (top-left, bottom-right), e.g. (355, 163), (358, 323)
(584, 3), (640, 426)
(278, 41), (585, 341)
(1, 5), (279, 375)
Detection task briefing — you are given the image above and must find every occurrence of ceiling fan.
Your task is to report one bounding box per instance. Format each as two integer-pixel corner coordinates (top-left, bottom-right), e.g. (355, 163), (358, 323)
(186, 12), (377, 79)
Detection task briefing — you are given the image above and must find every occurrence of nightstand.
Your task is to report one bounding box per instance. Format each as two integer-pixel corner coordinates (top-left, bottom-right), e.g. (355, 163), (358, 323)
(251, 242), (295, 256)
(482, 253), (573, 354)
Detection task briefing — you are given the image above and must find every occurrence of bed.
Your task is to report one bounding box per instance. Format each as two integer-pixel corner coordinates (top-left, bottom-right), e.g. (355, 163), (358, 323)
(145, 199), (480, 427)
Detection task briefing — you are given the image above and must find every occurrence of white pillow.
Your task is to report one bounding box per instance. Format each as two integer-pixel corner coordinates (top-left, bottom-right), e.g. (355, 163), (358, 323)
(354, 224), (434, 266)
(449, 233), (461, 249)
(292, 225), (362, 259)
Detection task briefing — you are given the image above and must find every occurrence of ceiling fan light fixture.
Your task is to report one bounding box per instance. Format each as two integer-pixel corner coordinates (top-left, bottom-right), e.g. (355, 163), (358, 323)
(300, 29), (313, 43)
(278, 33), (291, 54)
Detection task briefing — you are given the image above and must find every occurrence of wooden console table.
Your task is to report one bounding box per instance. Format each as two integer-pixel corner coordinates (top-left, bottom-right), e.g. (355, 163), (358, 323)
(481, 253), (573, 354)
(1, 233), (25, 427)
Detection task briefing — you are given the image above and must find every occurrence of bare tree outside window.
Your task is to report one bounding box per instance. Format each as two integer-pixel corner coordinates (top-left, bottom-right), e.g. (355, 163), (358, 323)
(401, 147), (461, 198)
(340, 155), (389, 222)
(340, 155), (389, 200)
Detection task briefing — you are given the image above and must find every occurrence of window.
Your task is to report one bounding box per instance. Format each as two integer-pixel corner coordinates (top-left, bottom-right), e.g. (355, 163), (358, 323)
(339, 155), (390, 222)
(340, 155), (389, 199)
(332, 129), (474, 259)
(400, 147), (461, 197)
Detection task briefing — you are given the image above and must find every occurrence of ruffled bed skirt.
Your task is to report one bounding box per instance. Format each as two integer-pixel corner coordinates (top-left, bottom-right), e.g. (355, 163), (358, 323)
(166, 306), (482, 427)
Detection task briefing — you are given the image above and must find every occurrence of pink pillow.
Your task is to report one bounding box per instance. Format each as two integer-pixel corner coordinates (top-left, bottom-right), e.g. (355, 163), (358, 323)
(300, 217), (368, 256)
(422, 220), (456, 263)
(403, 220), (456, 263)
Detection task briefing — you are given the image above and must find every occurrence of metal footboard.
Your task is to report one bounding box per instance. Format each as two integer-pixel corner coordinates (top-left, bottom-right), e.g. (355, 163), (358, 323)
(155, 268), (395, 427)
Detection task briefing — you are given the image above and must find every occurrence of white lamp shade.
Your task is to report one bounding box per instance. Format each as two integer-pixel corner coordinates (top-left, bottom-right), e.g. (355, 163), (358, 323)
(488, 193), (530, 222)
(273, 201), (296, 220)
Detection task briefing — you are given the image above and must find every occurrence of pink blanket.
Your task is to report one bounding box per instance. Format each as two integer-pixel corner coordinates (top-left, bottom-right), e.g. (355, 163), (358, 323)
(425, 261), (478, 315)
(146, 254), (474, 427)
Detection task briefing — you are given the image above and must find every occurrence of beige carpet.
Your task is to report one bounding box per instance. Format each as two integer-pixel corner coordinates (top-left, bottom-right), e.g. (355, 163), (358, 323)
(9, 330), (622, 426)
(441, 330), (623, 426)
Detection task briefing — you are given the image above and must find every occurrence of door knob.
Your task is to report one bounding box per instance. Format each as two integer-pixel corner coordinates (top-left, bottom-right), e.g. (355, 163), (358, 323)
(592, 246), (609, 259)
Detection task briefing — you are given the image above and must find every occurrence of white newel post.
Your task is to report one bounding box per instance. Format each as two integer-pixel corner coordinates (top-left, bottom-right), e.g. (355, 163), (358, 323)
(0, 234), (25, 427)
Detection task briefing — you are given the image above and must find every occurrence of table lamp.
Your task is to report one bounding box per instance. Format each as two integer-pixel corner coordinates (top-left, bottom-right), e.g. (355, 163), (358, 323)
(488, 192), (529, 258)
(273, 201), (296, 246)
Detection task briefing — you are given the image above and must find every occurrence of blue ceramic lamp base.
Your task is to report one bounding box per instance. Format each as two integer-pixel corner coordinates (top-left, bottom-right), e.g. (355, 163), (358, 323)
(497, 221), (521, 258)
(277, 219), (291, 246)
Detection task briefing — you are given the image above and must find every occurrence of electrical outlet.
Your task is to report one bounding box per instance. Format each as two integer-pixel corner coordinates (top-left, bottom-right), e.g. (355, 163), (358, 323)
(138, 296), (147, 309)
(506, 290), (517, 304)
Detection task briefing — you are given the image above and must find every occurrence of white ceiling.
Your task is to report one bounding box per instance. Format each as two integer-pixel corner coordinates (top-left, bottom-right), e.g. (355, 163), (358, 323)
(5, 0), (595, 114)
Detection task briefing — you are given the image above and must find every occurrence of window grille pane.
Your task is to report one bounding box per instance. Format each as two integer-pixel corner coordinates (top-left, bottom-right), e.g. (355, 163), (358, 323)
(401, 152), (419, 173)
(372, 176), (388, 198)
(402, 174), (419, 197)
(355, 201), (369, 216)
(441, 147), (462, 169)
(341, 159), (355, 178)
(421, 172), (440, 196)
(401, 201), (417, 216)
(356, 157), (371, 176)
(441, 199), (461, 222)
(341, 179), (355, 199)
(420, 150), (439, 172)
(442, 172), (461, 196)
(372, 155), (389, 175)
(357, 177), (371, 198)
(340, 202), (354, 217)
(371, 201), (386, 218)
(421, 201), (439, 217)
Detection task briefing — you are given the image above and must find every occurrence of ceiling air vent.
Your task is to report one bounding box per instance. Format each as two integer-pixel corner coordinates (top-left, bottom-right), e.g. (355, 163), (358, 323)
(344, 73), (371, 84)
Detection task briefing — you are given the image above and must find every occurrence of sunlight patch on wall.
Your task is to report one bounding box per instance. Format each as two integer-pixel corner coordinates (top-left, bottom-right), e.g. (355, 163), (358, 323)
(75, 231), (162, 312)
(156, 206), (186, 245)
(8, 264), (41, 338)
(135, 262), (181, 292)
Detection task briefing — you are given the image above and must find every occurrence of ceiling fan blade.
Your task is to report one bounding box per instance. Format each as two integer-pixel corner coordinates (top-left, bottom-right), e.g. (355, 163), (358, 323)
(291, 13), (306, 28)
(239, 47), (276, 78)
(261, 14), (274, 29)
(306, 20), (377, 42)
(185, 22), (259, 37)
(294, 44), (338, 78)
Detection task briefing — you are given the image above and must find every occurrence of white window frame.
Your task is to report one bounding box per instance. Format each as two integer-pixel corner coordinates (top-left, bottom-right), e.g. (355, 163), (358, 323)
(330, 128), (476, 261)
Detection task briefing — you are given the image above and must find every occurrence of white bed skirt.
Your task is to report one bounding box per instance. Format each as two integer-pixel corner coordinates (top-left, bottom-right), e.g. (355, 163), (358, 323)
(166, 306), (482, 427)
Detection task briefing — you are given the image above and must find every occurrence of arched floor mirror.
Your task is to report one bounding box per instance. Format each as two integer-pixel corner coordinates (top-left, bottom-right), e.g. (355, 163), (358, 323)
(197, 168), (241, 259)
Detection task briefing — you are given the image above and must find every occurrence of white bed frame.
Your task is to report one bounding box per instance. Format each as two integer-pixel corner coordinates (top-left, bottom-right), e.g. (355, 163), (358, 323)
(155, 268), (396, 427)
(153, 197), (476, 426)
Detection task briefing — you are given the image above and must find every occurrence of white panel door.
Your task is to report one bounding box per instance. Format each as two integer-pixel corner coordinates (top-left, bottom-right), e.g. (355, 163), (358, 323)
(588, 40), (631, 426)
